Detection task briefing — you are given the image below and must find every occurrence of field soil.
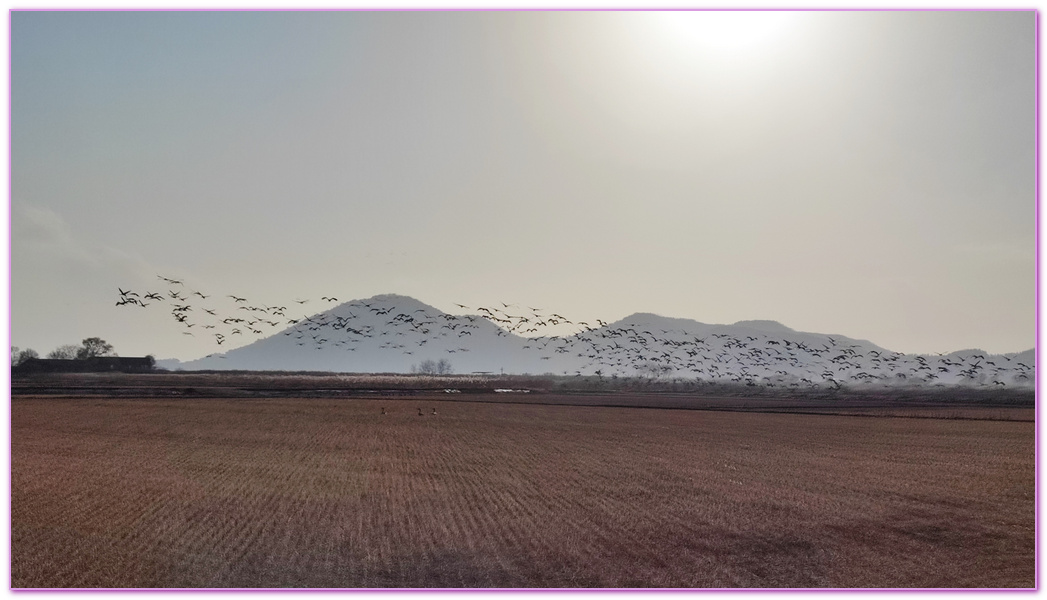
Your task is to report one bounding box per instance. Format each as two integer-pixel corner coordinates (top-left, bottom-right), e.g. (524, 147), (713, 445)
(12, 394), (1034, 588)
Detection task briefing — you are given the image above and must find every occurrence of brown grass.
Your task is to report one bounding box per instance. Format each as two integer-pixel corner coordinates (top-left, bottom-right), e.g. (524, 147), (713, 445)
(12, 396), (1034, 588)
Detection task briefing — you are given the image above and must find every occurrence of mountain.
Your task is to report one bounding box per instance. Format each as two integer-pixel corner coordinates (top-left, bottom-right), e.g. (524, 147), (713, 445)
(164, 294), (1033, 388)
(731, 320), (796, 334)
(180, 294), (556, 374)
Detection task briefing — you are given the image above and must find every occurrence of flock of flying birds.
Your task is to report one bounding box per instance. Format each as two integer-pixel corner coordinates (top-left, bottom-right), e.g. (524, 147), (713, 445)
(115, 275), (1034, 389)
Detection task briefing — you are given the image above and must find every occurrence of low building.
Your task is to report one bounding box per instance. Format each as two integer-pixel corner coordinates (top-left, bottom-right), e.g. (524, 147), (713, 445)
(13, 356), (155, 374)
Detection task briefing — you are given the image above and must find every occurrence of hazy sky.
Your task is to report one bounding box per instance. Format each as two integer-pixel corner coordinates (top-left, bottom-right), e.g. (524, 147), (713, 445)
(10, 10), (1036, 361)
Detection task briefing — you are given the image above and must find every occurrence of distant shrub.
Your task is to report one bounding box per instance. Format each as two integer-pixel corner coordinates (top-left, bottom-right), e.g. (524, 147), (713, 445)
(412, 358), (453, 375)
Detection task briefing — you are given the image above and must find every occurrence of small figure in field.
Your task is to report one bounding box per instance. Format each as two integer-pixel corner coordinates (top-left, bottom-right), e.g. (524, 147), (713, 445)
(381, 407), (387, 415)
(417, 408), (424, 416)
(431, 408), (437, 416)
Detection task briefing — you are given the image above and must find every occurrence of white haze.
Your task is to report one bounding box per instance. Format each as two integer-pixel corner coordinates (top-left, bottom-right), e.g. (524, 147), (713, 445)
(9, 10), (1035, 362)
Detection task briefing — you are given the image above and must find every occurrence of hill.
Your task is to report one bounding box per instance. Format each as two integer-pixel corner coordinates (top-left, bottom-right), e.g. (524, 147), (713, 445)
(158, 294), (1033, 389)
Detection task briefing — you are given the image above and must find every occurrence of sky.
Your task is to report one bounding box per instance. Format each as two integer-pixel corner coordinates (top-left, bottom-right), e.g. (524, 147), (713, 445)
(9, 9), (1037, 362)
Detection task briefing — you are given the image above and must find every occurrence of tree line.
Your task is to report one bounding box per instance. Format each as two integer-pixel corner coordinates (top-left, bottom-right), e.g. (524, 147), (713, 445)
(411, 358), (453, 375)
(12, 337), (118, 366)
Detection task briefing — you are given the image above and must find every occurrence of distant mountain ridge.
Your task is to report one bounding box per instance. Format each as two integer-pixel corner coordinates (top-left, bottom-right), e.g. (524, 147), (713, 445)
(731, 320), (796, 334)
(157, 293), (1033, 389)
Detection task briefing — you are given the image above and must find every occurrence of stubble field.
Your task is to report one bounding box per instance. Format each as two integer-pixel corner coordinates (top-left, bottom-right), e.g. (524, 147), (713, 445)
(12, 395), (1034, 588)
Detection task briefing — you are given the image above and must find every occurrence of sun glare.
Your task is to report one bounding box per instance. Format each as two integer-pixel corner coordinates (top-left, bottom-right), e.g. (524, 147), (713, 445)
(650, 10), (803, 55)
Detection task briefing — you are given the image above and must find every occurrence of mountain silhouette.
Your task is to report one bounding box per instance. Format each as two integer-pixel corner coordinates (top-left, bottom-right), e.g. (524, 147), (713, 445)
(158, 294), (1033, 388)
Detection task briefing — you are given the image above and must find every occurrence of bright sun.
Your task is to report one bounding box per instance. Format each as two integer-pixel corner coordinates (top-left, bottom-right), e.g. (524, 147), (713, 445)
(648, 11), (802, 55)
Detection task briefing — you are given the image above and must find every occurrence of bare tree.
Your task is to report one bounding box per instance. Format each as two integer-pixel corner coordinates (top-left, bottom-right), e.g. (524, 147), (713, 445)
(14, 348), (38, 366)
(414, 359), (438, 375)
(436, 358), (453, 375)
(47, 345), (81, 360)
(413, 358), (453, 375)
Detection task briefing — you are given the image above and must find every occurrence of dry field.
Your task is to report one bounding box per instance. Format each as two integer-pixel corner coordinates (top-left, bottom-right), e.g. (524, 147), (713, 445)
(12, 395), (1034, 588)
